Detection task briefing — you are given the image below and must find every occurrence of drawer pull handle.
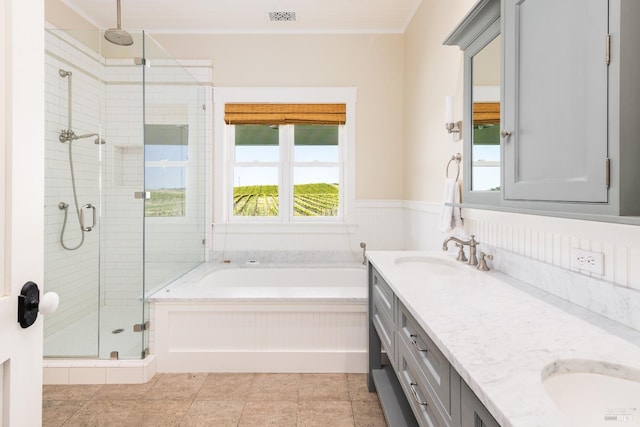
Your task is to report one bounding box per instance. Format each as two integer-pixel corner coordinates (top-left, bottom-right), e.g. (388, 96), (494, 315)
(410, 382), (428, 406)
(410, 334), (428, 352)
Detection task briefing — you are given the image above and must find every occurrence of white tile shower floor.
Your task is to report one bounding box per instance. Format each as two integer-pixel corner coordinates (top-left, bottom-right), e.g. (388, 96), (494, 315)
(44, 306), (145, 359)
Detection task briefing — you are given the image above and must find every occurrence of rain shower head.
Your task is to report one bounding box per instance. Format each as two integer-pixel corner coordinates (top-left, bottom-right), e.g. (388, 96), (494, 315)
(105, 29), (133, 46)
(104, 0), (133, 46)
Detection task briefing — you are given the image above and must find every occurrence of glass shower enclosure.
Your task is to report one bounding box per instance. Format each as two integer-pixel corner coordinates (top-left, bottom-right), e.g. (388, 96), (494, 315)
(44, 29), (208, 359)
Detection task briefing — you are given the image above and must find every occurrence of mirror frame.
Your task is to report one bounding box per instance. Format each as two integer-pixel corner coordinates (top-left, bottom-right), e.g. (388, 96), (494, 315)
(443, 0), (501, 206)
(463, 20), (501, 206)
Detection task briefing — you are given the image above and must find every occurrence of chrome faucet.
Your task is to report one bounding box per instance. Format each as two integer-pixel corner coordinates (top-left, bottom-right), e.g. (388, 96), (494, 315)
(442, 235), (479, 266)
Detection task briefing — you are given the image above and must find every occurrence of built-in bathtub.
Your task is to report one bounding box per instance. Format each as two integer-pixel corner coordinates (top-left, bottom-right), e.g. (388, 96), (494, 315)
(148, 262), (368, 373)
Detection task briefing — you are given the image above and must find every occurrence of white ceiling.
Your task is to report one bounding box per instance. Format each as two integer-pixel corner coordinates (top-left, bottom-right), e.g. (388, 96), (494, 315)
(63, 0), (423, 34)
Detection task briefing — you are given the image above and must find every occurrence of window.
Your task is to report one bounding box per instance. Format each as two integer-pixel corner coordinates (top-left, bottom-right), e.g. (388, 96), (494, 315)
(231, 124), (341, 219)
(144, 124), (188, 217)
(214, 88), (356, 226)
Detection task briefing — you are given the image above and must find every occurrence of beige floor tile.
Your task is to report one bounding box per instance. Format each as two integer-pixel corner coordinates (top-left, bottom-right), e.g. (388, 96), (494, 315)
(42, 384), (104, 401)
(93, 379), (159, 401)
(247, 373), (302, 402)
(180, 400), (245, 426)
(146, 373), (207, 400)
(297, 400), (355, 427)
(61, 400), (138, 426)
(352, 401), (387, 427)
(347, 374), (379, 402)
(196, 373), (255, 401)
(125, 399), (192, 426)
(298, 374), (350, 401)
(42, 400), (87, 427)
(238, 401), (298, 426)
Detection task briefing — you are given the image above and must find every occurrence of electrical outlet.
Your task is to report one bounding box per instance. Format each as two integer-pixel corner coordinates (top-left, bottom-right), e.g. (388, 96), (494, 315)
(571, 248), (604, 275)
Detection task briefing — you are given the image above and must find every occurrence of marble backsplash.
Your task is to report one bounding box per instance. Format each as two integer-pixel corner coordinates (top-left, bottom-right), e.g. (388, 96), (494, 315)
(484, 245), (640, 333)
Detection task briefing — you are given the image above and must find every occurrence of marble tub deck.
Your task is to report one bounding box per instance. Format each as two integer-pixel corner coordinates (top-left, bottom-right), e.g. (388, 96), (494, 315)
(42, 372), (385, 426)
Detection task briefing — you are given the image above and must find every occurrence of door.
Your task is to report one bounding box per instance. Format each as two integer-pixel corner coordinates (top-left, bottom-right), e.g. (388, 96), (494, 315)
(0, 0), (45, 426)
(503, 0), (609, 202)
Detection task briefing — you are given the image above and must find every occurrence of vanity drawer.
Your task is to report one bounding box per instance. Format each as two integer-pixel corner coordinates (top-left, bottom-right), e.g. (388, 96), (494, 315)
(372, 283), (395, 359)
(398, 339), (449, 427)
(371, 268), (393, 315)
(399, 303), (451, 414)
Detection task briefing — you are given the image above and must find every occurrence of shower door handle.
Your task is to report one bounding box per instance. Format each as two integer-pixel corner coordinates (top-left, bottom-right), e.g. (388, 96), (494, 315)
(80, 203), (96, 232)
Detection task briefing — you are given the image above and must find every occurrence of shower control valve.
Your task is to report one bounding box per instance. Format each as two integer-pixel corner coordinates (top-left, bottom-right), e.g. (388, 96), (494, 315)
(59, 129), (76, 143)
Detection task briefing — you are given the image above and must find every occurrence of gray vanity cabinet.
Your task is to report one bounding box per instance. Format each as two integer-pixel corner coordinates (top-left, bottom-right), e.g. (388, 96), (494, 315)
(502, 0), (609, 203)
(368, 264), (500, 427)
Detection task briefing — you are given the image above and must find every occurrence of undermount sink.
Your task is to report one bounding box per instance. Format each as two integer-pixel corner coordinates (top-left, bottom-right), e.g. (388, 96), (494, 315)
(542, 361), (640, 427)
(393, 256), (460, 275)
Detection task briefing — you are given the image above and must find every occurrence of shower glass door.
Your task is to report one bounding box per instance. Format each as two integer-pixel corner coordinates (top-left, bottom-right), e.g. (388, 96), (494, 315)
(44, 29), (207, 360)
(141, 32), (209, 357)
(44, 28), (146, 359)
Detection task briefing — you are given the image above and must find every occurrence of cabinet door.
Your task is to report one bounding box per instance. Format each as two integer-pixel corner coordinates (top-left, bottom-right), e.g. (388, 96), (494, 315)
(460, 381), (500, 427)
(503, 0), (609, 203)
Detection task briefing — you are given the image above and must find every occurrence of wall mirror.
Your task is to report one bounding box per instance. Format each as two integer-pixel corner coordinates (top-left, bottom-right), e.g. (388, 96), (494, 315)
(458, 17), (501, 206)
(470, 34), (500, 193)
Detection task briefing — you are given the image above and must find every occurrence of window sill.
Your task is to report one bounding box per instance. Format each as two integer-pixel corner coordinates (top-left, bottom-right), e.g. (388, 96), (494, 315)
(213, 222), (358, 234)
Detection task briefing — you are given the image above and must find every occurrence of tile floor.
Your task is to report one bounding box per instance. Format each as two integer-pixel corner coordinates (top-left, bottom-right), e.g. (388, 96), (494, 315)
(43, 372), (387, 426)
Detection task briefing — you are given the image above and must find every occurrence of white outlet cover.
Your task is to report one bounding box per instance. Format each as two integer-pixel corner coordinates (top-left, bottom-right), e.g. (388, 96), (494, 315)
(571, 248), (604, 275)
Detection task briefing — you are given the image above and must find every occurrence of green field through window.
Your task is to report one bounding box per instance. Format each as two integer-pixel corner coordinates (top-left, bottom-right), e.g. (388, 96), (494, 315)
(233, 183), (338, 217)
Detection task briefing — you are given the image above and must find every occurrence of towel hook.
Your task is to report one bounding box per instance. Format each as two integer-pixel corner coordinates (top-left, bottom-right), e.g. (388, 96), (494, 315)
(446, 153), (462, 181)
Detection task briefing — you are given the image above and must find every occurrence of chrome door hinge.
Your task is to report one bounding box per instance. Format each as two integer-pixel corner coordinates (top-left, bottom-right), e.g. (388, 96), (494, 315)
(606, 34), (611, 65)
(133, 321), (150, 332)
(605, 158), (610, 189)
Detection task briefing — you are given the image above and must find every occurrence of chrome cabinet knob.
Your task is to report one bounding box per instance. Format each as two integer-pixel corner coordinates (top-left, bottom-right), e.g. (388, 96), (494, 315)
(501, 130), (513, 138)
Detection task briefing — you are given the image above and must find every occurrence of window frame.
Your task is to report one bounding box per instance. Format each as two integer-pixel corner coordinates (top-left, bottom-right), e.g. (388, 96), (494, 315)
(144, 124), (190, 220)
(228, 124), (344, 222)
(214, 87), (357, 230)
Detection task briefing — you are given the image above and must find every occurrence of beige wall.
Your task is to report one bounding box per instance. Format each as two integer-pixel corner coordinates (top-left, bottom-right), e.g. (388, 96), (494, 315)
(403, 0), (476, 202)
(154, 33), (405, 200)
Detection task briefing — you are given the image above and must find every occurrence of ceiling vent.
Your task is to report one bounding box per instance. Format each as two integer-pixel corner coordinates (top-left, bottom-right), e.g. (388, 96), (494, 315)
(269, 11), (296, 22)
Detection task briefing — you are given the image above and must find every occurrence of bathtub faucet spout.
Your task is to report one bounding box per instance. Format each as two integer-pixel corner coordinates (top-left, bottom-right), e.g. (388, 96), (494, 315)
(360, 242), (367, 265)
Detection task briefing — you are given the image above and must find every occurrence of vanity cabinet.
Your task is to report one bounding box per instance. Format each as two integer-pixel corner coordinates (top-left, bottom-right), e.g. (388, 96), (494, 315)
(368, 264), (500, 427)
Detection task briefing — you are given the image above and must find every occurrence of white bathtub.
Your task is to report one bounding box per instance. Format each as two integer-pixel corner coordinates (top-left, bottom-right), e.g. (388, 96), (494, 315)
(149, 263), (368, 373)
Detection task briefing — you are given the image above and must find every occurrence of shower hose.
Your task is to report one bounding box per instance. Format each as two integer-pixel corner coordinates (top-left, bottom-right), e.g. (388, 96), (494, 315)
(59, 139), (85, 251)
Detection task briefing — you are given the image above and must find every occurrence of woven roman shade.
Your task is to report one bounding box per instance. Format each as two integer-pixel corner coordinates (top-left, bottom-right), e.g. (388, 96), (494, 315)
(473, 102), (500, 125)
(224, 103), (346, 125)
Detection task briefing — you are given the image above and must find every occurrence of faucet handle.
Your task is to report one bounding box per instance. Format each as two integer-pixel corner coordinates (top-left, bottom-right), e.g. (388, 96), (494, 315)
(477, 252), (493, 271)
(455, 243), (468, 262)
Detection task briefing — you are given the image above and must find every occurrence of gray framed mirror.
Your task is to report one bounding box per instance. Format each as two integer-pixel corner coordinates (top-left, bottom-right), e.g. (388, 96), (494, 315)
(462, 19), (501, 205)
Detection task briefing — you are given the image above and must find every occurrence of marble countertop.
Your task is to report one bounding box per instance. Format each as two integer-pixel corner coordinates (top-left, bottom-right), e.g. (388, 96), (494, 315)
(367, 251), (640, 427)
